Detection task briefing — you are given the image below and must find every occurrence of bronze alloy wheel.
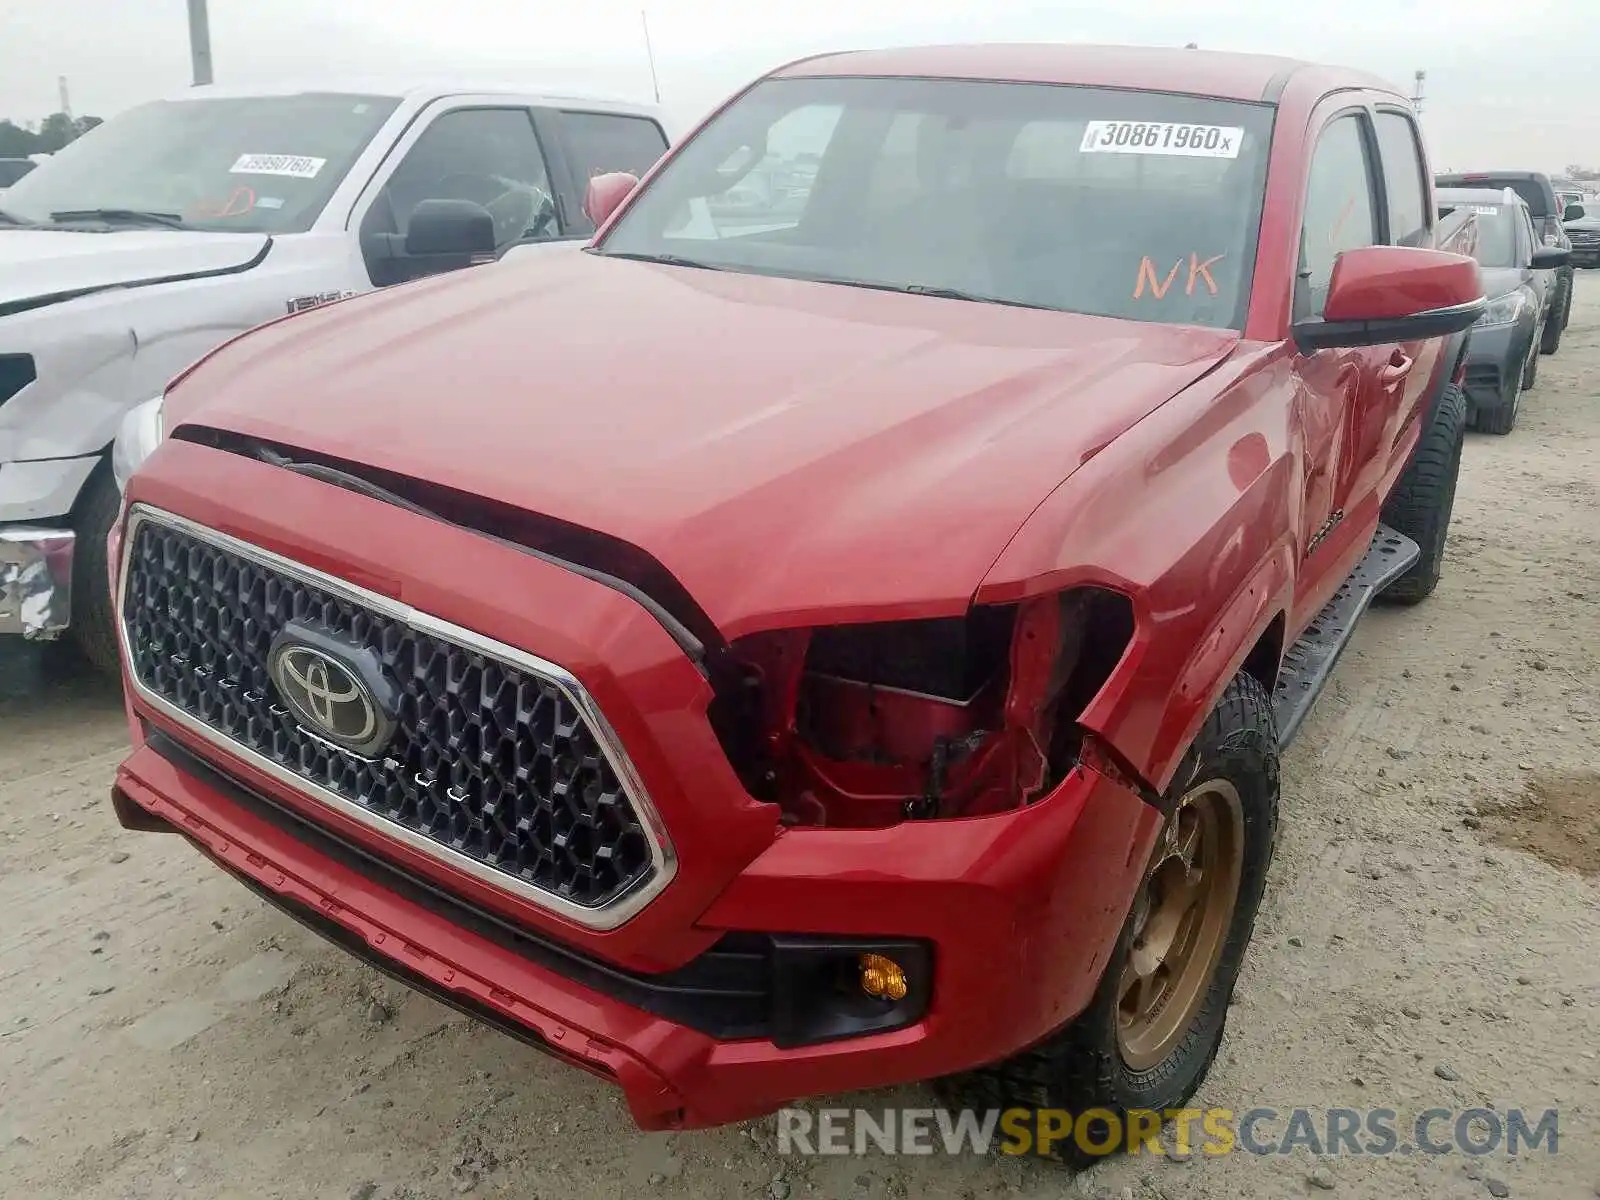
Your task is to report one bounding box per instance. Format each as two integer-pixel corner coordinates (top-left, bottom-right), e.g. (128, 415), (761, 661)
(1116, 779), (1246, 1071)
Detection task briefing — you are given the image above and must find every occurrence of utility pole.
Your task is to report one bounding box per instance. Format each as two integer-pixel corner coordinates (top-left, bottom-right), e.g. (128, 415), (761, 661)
(188, 0), (214, 87)
(1412, 70), (1426, 115)
(641, 10), (661, 104)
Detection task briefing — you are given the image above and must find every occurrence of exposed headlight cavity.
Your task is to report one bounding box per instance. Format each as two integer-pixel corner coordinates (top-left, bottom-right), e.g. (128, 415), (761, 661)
(112, 395), (165, 491)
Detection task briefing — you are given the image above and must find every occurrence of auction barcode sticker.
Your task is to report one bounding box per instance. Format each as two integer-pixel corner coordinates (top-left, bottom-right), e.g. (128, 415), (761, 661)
(1079, 121), (1244, 159)
(230, 153), (328, 179)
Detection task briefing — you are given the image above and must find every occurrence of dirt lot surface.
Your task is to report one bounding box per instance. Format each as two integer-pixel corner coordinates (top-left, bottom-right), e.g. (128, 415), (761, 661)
(3, 282), (1599, 1200)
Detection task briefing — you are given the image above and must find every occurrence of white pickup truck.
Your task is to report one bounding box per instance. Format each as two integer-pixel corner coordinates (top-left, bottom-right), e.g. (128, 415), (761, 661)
(0, 78), (671, 671)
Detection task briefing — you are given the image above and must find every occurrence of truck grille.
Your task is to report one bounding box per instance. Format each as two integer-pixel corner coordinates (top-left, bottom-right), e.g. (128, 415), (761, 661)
(1568, 229), (1599, 249)
(118, 507), (668, 922)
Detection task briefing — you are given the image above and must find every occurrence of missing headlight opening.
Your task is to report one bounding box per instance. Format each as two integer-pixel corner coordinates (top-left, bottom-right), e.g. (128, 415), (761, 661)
(707, 589), (1135, 828)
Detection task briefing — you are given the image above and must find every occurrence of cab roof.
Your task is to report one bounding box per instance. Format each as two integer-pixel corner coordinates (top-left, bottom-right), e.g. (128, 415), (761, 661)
(1436, 186), (1526, 208)
(772, 43), (1402, 104)
(157, 77), (663, 120)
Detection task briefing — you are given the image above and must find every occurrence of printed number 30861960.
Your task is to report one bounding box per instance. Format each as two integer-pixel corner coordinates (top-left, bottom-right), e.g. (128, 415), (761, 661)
(1079, 121), (1243, 159)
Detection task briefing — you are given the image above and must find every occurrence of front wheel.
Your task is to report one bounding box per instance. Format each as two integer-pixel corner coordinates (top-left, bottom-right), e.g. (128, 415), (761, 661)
(1381, 382), (1467, 602)
(1541, 275), (1569, 353)
(940, 674), (1279, 1167)
(69, 467), (122, 675)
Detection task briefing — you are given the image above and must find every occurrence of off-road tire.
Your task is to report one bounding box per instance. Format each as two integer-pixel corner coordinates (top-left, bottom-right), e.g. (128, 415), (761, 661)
(69, 466), (121, 676)
(1541, 275), (1568, 353)
(938, 674), (1279, 1168)
(1521, 329), (1541, 390)
(1381, 382), (1467, 603)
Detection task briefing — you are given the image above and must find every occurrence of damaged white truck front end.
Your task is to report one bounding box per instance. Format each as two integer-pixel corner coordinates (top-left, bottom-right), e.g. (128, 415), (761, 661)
(0, 79), (671, 671)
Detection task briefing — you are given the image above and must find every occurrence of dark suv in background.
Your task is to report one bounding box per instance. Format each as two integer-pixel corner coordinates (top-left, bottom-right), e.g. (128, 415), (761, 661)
(1436, 170), (1574, 354)
(1563, 195), (1599, 269)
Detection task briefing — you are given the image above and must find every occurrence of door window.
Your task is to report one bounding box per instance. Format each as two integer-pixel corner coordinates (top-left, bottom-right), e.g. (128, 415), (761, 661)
(557, 111), (669, 234)
(1296, 114), (1379, 321)
(1373, 111), (1429, 246)
(366, 107), (556, 251)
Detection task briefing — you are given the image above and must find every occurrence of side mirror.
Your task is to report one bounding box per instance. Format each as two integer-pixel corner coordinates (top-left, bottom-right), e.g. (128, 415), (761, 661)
(1562, 202), (1586, 221)
(1294, 245), (1485, 352)
(583, 172), (639, 230)
(1532, 245), (1571, 269)
(404, 198), (497, 258)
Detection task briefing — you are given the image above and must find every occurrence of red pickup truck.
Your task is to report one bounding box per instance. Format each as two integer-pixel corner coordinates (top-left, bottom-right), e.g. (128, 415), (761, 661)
(109, 45), (1483, 1159)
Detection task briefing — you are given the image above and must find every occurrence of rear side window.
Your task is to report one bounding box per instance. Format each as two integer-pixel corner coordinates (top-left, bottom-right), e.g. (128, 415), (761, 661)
(557, 111), (669, 233)
(1373, 111), (1429, 246)
(1297, 114), (1378, 321)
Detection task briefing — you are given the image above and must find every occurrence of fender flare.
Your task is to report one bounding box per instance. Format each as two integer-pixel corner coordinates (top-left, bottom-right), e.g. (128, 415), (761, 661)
(1084, 536), (1295, 800)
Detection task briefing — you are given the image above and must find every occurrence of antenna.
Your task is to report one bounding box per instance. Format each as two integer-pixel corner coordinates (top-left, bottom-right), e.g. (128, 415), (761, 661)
(641, 10), (661, 104)
(1412, 70), (1426, 115)
(188, 0), (214, 86)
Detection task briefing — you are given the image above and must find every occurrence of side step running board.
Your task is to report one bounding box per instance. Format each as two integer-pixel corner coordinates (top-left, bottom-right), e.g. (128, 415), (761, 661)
(1272, 524), (1421, 750)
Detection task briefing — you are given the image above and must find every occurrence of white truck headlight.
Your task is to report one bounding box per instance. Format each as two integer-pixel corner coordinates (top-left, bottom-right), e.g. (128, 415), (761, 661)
(112, 395), (165, 492)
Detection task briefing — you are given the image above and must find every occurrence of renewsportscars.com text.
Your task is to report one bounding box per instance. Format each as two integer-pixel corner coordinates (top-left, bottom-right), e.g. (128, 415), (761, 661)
(776, 1106), (1560, 1158)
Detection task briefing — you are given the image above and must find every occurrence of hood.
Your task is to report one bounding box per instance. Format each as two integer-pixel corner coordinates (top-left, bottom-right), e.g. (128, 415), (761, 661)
(1478, 267), (1527, 297)
(167, 252), (1239, 638)
(0, 228), (270, 313)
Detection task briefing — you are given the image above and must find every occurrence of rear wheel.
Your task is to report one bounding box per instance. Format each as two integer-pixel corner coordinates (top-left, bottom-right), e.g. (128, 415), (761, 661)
(1381, 382), (1467, 603)
(940, 674), (1279, 1167)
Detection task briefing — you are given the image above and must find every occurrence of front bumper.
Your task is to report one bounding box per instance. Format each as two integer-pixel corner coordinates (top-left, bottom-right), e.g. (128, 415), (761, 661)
(114, 722), (1152, 1129)
(0, 525), (73, 638)
(1460, 320), (1532, 416)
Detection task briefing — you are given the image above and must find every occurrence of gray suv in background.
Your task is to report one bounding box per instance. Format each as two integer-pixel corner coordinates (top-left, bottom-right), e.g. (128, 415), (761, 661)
(1436, 187), (1570, 434)
(1435, 170), (1574, 355)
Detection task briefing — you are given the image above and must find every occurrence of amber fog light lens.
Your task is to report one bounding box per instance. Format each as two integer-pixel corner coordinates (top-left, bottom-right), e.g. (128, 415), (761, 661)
(859, 953), (909, 1001)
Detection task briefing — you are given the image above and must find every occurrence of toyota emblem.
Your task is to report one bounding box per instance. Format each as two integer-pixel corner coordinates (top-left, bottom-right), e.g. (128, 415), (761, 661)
(267, 637), (396, 757)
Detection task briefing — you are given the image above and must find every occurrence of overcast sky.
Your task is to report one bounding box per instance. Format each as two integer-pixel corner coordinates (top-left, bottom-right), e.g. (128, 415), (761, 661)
(0, 0), (1591, 171)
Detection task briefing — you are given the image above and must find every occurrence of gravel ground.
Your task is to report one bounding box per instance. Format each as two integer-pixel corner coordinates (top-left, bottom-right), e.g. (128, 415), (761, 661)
(2, 278), (1598, 1200)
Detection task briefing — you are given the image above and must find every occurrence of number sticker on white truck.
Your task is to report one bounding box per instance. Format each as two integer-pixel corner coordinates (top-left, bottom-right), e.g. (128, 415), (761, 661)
(1079, 121), (1244, 159)
(230, 153), (327, 179)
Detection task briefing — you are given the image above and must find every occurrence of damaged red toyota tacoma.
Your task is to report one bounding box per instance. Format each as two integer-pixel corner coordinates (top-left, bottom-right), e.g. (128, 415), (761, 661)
(109, 45), (1485, 1153)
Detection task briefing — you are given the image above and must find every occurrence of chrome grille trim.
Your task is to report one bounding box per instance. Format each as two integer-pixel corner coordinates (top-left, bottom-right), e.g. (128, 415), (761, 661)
(115, 503), (677, 931)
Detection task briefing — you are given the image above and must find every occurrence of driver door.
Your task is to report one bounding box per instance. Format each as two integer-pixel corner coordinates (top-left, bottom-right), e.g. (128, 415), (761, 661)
(355, 103), (559, 287)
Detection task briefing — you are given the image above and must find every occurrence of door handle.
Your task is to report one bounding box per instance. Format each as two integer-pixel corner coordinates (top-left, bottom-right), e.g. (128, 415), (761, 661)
(1379, 350), (1414, 387)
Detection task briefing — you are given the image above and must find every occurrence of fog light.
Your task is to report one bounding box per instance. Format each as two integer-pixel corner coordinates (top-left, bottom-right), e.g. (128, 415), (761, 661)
(859, 953), (908, 1001)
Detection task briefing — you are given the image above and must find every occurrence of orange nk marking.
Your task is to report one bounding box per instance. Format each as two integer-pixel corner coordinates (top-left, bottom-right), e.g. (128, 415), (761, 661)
(1134, 253), (1226, 300)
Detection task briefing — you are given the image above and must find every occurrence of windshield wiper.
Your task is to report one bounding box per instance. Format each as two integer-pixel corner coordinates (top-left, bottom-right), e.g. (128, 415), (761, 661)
(0, 206), (36, 227)
(594, 249), (724, 271)
(49, 208), (188, 230)
(820, 278), (1057, 311)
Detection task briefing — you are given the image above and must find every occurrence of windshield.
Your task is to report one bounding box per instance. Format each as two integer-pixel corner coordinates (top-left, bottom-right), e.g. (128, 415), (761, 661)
(597, 76), (1274, 329)
(0, 93), (401, 233)
(0, 159), (35, 187)
(1449, 203), (1517, 268)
